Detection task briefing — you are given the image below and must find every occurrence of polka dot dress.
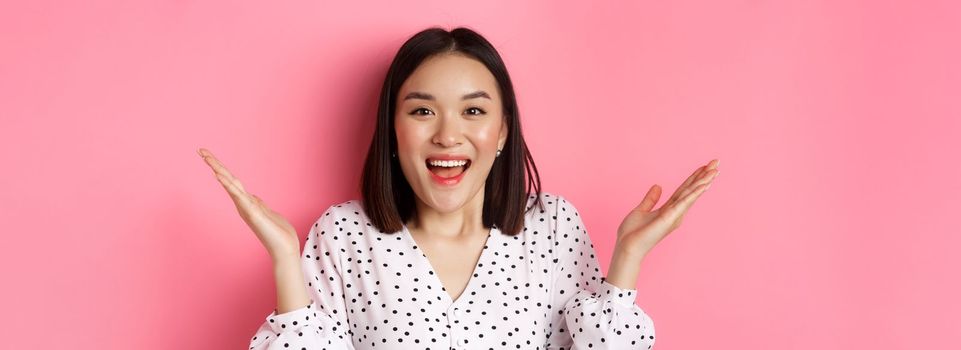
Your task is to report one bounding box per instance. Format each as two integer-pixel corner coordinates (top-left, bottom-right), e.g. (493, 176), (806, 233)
(248, 192), (656, 350)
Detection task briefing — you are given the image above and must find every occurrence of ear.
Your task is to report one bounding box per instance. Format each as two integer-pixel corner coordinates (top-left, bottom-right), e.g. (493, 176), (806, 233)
(498, 117), (509, 150)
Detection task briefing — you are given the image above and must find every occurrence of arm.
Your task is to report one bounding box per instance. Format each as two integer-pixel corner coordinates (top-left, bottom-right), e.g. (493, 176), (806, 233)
(248, 207), (355, 350)
(273, 256), (311, 314)
(545, 196), (656, 350)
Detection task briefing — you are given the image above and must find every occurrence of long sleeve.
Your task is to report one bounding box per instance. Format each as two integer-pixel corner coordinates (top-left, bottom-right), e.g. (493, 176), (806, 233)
(545, 195), (656, 350)
(248, 206), (355, 350)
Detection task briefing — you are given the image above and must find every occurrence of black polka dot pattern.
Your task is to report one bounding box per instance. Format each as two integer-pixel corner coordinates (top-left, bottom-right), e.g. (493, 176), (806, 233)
(248, 192), (656, 349)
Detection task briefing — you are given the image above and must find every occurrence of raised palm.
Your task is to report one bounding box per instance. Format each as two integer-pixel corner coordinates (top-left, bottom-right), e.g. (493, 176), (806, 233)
(616, 159), (720, 255)
(199, 148), (301, 259)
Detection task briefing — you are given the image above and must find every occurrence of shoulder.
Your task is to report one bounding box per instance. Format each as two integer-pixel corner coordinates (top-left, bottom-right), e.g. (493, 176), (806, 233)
(537, 192), (588, 240)
(308, 199), (371, 240)
(524, 192), (592, 261)
(305, 199), (376, 259)
(521, 192), (586, 243)
(525, 191), (582, 221)
(316, 199), (367, 223)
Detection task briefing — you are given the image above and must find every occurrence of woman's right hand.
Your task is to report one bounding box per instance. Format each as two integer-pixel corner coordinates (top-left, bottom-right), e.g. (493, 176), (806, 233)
(198, 148), (301, 261)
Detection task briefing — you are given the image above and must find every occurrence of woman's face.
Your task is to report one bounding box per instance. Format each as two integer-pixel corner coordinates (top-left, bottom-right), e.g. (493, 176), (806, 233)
(394, 53), (507, 215)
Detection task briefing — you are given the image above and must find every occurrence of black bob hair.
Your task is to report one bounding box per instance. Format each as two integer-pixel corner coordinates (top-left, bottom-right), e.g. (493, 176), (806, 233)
(360, 26), (543, 236)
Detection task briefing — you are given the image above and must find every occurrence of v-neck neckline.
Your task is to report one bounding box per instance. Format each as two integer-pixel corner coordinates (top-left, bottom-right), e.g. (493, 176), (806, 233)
(401, 224), (499, 306)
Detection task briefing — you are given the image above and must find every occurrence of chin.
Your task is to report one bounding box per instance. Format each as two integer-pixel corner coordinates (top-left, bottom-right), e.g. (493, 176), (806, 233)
(420, 184), (482, 213)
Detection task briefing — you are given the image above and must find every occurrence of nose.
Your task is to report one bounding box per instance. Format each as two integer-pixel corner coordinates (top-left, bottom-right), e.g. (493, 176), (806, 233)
(432, 114), (463, 148)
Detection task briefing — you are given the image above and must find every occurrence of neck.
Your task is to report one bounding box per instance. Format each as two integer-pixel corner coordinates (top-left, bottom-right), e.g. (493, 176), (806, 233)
(408, 189), (488, 240)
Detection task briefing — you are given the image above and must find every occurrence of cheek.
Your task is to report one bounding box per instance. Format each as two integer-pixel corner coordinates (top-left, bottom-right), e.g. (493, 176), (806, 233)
(393, 120), (423, 180)
(471, 123), (502, 148)
(394, 119), (423, 149)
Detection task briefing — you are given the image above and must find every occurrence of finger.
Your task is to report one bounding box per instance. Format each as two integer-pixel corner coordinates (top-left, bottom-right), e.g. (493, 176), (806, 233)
(214, 172), (256, 209)
(250, 194), (295, 234)
(213, 166), (249, 195)
(671, 181), (712, 217)
(666, 160), (713, 207)
(251, 194), (279, 218)
(201, 150), (247, 193)
(666, 161), (718, 208)
(200, 149), (234, 179)
(670, 165), (706, 202)
(670, 168), (719, 205)
(633, 184), (662, 212)
(248, 193), (277, 219)
(249, 193), (276, 215)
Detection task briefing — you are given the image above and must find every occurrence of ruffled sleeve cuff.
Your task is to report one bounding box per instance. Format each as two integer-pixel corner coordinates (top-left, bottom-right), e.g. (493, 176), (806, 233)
(596, 278), (638, 308)
(264, 300), (318, 334)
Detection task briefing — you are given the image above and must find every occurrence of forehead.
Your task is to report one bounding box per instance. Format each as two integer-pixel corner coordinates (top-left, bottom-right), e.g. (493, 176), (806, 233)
(398, 53), (500, 101)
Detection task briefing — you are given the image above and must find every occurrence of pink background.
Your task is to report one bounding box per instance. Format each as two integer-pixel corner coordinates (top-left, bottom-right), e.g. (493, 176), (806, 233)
(2, 1), (959, 349)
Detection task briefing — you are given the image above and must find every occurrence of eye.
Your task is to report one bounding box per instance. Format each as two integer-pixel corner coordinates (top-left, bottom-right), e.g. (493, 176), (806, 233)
(409, 107), (433, 116)
(465, 107), (486, 116)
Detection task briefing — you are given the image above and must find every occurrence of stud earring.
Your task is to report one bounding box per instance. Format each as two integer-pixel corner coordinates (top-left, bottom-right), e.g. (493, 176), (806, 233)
(496, 149), (502, 157)
(392, 152), (396, 158)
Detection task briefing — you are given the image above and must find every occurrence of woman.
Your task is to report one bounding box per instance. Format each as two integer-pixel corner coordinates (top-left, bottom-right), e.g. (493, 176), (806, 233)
(200, 26), (719, 349)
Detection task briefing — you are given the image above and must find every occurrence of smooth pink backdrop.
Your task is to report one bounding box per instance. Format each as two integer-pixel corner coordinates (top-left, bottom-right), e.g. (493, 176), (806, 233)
(2, 1), (959, 349)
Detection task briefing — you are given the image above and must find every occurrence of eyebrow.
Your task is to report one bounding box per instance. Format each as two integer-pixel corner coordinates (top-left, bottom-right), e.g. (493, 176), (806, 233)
(403, 91), (491, 101)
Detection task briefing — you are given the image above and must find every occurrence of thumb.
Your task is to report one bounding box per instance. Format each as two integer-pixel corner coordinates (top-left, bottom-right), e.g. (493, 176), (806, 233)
(634, 184), (662, 212)
(251, 194), (270, 212)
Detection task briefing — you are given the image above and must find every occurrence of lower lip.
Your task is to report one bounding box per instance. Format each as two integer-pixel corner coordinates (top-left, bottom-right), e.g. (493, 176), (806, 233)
(428, 165), (469, 186)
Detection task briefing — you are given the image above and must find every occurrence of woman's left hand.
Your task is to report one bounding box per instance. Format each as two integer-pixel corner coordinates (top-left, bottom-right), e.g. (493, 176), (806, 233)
(615, 159), (720, 256)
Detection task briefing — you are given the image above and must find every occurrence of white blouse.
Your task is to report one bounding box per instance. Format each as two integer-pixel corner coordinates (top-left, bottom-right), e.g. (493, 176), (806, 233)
(248, 192), (656, 349)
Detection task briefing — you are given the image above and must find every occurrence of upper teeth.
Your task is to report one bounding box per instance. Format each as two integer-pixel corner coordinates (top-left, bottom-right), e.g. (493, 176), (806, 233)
(429, 159), (468, 167)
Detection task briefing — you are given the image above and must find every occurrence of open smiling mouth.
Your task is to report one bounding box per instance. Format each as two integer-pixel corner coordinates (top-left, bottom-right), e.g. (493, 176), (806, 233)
(425, 159), (471, 185)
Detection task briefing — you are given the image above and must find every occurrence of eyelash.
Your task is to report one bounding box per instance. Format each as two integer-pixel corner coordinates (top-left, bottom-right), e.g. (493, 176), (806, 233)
(409, 107), (486, 116)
